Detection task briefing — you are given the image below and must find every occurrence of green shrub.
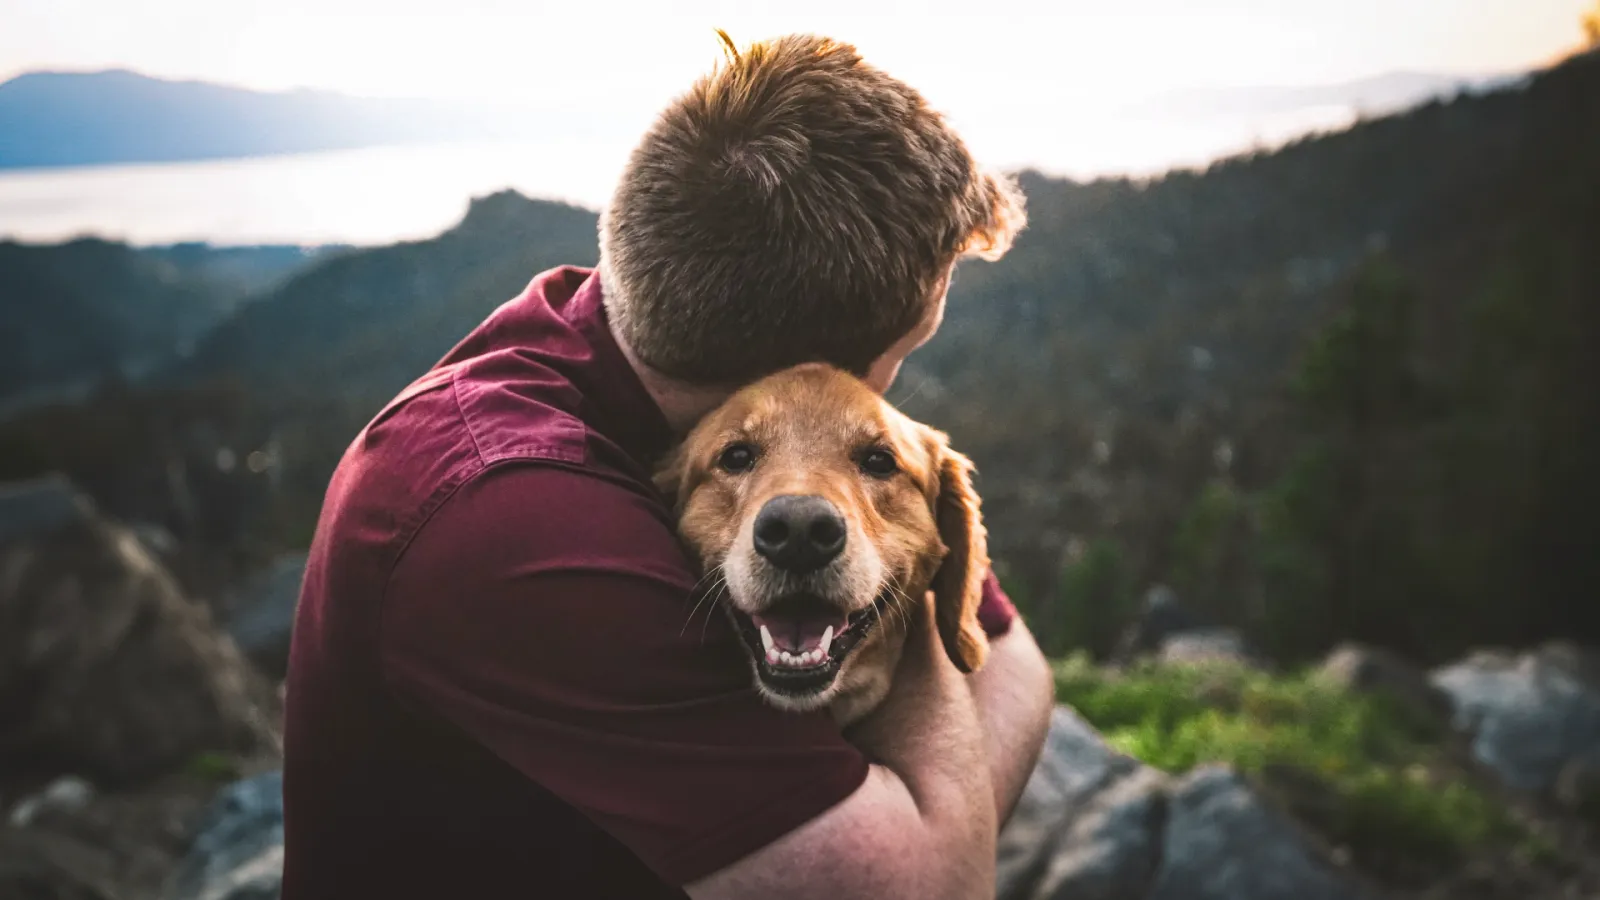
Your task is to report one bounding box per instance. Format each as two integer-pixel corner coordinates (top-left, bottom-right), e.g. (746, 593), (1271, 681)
(1053, 655), (1526, 884)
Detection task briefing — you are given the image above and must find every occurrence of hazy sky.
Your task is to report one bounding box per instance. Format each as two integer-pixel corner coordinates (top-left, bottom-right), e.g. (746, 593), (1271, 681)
(4, 0), (1592, 117)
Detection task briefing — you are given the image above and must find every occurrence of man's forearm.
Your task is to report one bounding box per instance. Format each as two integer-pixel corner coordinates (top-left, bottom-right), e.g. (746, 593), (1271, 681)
(969, 618), (1055, 823)
(843, 610), (999, 898)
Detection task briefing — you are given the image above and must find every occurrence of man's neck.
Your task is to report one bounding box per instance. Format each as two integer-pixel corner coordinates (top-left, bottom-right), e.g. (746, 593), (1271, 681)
(610, 320), (734, 436)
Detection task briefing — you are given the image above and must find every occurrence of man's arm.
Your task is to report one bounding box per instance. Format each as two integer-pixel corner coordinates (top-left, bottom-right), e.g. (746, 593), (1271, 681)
(970, 616), (1055, 824)
(686, 598), (998, 900)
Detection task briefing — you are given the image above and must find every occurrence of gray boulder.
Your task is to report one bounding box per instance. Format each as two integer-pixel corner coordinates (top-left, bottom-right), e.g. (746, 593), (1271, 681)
(1148, 767), (1362, 900)
(1157, 628), (1255, 668)
(999, 709), (1371, 900)
(1115, 586), (1258, 668)
(1555, 745), (1600, 819)
(1318, 642), (1451, 725)
(223, 554), (307, 679)
(998, 706), (1155, 900)
(0, 476), (278, 785)
(167, 772), (283, 900)
(1431, 642), (1600, 795)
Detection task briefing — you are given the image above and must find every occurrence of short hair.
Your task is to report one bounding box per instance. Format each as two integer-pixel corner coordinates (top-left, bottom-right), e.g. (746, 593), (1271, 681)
(598, 32), (1026, 385)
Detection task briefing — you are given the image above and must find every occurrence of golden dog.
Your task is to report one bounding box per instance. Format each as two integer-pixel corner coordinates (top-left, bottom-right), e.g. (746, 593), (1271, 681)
(656, 363), (990, 726)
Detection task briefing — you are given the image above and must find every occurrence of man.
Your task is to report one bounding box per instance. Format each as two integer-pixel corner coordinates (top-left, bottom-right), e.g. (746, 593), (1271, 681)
(282, 33), (1053, 899)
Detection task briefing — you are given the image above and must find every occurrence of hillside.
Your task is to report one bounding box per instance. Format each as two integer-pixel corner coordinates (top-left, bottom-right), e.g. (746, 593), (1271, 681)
(0, 70), (529, 170)
(907, 48), (1600, 662)
(1, 51), (1596, 668)
(0, 240), (323, 416)
(181, 191), (599, 401)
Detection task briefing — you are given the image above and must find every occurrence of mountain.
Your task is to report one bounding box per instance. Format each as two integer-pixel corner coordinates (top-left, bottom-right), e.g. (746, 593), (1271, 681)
(0, 240), (324, 416)
(0, 70), (534, 170)
(1126, 70), (1521, 120)
(181, 191), (599, 403)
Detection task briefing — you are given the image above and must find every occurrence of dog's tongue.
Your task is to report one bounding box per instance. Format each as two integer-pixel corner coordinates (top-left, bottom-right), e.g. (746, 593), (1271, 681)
(751, 610), (848, 654)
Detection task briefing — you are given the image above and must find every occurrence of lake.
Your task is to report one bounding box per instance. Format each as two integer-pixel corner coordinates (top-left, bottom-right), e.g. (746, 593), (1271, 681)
(0, 105), (1359, 247)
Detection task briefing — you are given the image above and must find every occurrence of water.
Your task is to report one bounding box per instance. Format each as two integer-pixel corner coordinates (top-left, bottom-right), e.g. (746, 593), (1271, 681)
(0, 105), (1360, 248)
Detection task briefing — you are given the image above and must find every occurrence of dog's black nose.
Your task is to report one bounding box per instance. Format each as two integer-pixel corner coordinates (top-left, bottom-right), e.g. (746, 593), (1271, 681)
(752, 495), (847, 573)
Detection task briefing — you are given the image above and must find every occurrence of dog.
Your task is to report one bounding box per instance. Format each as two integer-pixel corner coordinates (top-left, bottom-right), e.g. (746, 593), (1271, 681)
(655, 363), (990, 727)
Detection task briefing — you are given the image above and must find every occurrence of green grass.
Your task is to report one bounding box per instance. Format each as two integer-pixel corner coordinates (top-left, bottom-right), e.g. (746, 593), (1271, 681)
(1052, 654), (1528, 883)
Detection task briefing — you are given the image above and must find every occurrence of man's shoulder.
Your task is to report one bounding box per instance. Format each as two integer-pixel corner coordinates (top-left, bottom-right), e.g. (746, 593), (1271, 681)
(414, 458), (692, 589)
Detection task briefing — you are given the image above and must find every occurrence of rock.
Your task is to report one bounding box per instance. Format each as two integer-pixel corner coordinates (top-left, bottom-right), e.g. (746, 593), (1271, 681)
(9, 776), (96, 828)
(1431, 644), (1600, 795)
(998, 706), (1149, 900)
(129, 522), (180, 560)
(1029, 766), (1168, 900)
(222, 554), (307, 679)
(0, 477), (279, 786)
(1114, 585), (1204, 660)
(1554, 746), (1600, 820)
(999, 709), (1373, 900)
(1148, 766), (1366, 900)
(0, 771), (231, 900)
(167, 772), (284, 900)
(1157, 628), (1254, 668)
(0, 475), (89, 544)
(1114, 586), (1258, 668)
(1318, 642), (1451, 725)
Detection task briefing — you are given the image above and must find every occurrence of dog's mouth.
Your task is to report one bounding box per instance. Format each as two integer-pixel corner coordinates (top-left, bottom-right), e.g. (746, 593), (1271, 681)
(728, 593), (888, 698)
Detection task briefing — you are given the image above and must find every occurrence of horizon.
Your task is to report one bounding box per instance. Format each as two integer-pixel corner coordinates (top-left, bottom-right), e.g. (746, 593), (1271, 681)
(1, 1), (1594, 247)
(4, 1), (1591, 110)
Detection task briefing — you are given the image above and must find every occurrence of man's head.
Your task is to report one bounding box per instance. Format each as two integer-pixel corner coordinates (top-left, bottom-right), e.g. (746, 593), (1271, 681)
(599, 32), (1026, 391)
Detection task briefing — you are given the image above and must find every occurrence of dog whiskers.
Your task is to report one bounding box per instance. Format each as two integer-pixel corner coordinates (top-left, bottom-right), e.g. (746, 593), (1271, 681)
(680, 567), (728, 638)
(700, 577), (730, 644)
(884, 583), (917, 633)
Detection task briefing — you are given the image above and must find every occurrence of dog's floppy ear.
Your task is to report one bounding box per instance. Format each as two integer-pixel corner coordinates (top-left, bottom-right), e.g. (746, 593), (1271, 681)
(653, 446), (687, 512)
(929, 439), (990, 674)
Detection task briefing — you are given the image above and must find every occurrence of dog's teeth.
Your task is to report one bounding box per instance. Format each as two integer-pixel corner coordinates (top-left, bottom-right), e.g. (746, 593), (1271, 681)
(766, 647), (780, 664)
(819, 626), (834, 657)
(759, 625), (775, 655)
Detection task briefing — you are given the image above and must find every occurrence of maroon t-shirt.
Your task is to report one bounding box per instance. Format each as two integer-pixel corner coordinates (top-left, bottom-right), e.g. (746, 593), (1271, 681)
(281, 266), (1017, 899)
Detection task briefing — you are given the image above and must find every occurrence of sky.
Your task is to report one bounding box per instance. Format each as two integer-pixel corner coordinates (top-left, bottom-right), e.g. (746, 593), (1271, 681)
(3, 0), (1592, 118)
(1, 0), (1594, 245)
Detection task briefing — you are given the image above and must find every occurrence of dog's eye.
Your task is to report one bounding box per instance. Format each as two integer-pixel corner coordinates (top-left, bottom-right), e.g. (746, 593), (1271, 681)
(859, 448), (898, 478)
(717, 443), (758, 474)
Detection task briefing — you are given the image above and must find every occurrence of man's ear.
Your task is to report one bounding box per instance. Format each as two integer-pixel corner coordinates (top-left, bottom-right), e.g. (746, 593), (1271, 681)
(929, 439), (990, 674)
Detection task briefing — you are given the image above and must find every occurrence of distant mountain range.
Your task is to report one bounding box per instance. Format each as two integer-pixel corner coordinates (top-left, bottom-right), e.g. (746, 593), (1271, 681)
(1127, 70), (1523, 120)
(0, 67), (1525, 173)
(0, 70), (540, 170)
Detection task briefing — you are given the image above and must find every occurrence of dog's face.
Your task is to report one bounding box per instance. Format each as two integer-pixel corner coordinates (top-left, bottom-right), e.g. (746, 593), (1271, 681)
(656, 363), (989, 716)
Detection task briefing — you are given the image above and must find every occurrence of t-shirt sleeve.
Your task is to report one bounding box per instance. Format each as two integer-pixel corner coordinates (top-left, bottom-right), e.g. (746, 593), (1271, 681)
(379, 462), (869, 886)
(977, 569), (1018, 638)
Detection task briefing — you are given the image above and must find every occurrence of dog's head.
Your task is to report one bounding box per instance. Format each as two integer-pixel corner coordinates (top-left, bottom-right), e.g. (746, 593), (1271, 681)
(656, 363), (990, 713)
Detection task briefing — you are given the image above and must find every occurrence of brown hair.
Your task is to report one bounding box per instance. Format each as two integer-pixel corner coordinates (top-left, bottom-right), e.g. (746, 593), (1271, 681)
(598, 32), (1026, 385)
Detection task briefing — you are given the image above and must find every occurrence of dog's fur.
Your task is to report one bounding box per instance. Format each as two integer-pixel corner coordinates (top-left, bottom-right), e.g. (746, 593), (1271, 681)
(656, 363), (990, 726)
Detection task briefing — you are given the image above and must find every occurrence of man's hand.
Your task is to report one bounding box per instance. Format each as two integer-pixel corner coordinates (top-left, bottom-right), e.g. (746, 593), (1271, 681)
(685, 598), (999, 900)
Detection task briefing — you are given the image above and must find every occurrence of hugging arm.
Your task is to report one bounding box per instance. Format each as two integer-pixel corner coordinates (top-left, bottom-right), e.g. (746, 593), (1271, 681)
(969, 611), (1055, 823)
(686, 580), (1054, 899)
(686, 596), (999, 900)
